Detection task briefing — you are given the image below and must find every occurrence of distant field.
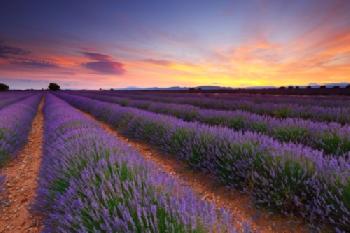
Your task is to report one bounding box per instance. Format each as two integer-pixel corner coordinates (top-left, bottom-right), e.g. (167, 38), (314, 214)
(0, 90), (349, 232)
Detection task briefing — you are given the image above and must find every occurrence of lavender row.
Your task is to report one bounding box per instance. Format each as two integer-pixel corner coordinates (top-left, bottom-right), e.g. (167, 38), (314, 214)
(59, 92), (350, 232)
(0, 91), (35, 110)
(35, 94), (244, 233)
(209, 93), (350, 108)
(100, 91), (350, 124)
(0, 94), (42, 165)
(107, 91), (350, 108)
(76, 92), (350, 156)
(190, 93), (350, 108)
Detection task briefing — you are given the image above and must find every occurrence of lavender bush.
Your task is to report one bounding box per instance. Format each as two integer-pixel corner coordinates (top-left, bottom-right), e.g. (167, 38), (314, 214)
(0, 94), (41, 165)
(108, 92), (350, 108)
(35, 94), (245, 233)
(59, 92), (350, 232)
(97, 92), (350, 125)
(0, 91), (35, 110)
(0, 175), (4, 193)
(207, 94), (350, 108)
(75, 92), (350, 156)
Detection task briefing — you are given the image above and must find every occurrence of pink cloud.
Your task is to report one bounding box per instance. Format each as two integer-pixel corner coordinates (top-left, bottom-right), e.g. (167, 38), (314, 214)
(81, 51), (126, 75)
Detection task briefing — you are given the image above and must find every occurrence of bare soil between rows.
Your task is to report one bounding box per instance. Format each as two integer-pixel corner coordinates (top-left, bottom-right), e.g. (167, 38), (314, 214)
(80, 110), (308, 233)
(0, 98), (44, 233)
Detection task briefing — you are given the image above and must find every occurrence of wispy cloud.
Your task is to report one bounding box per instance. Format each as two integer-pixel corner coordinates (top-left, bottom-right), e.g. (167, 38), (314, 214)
(142, 59), (172, 66)
(0, 41), (30, 58)
(81, 51), (125, 75)
(81, 52), (111, 61)
(11, 58), (59, 69)
(0, 41), (60, 69)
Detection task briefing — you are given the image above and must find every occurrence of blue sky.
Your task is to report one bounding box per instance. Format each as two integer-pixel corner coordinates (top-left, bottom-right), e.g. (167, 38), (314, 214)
(1, 0), (350, 89)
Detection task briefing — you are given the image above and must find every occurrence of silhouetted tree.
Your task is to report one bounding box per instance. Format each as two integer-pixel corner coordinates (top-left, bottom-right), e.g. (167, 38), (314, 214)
(48, 83), (60, 91)
(0, 83), (9, 91)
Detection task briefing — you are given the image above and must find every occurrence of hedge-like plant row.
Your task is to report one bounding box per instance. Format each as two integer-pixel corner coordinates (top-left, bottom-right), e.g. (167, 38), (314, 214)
(102, 92), (350, 124)
(0, 94), (42, 165)
(75, 92), (350, 156)
(0, 91), (35, 110)
(182, 93), (350, 108)
(109, 91), (350, 108)
(59, 92), (350, 232)
(35, 94), (245, 232)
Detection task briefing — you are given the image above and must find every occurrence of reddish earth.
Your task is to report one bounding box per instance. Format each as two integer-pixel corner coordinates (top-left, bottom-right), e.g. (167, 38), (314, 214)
(80, 110), (308, 233)
(0, 99), (44, 233)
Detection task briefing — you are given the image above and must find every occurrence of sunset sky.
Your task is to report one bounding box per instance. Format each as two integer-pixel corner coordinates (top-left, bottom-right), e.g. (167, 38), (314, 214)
(1, 0), (350, 89)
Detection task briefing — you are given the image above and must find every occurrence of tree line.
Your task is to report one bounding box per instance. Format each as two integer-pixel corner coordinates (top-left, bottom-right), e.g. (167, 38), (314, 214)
(0, 82), (60, 91)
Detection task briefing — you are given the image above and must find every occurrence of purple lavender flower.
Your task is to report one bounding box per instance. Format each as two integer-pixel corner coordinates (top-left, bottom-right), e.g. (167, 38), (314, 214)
(74, 92), (350, 156)
(35, 94), (244, 233)
(0, 94), (42, 164)
(58, 92), (350, 232)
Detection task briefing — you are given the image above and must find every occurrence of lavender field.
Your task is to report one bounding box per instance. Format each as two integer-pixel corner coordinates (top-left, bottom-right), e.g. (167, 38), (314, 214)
(0, 91), (350, 233)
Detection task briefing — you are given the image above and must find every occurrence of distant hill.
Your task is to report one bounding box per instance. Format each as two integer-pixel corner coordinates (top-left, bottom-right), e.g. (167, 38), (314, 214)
(117, 86), (188, 91)
(115, 82), (349, 91)
(325, 83), (350, 88)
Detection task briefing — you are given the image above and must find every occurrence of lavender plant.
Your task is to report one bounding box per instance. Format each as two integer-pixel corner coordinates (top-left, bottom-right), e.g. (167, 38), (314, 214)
(109, 92), (350, 108)
(75, 92), (350, 156)
(0, 91), (35, 110)
(97, 92), (350, 124)
(58, 92), (350, 232)
(35, 94), (245, 233)
(0, 94), (41, 165)
(0, 175), (4, 193)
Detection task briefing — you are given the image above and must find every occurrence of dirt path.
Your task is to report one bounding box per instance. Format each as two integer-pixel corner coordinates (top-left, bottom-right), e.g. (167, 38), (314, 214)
(0, 98), (44, 233)
(79, 110), (308, 233)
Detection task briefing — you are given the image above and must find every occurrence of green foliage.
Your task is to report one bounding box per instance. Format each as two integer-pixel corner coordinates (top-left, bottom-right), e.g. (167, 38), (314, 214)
(273, 107), (292, 118)
(55, 120), (86, 135)
(80, 208), (102, 231)
(141, 121), (167, 147)
(273, 126), (310, 144)
(343, 179), (350, 209)
(0, 129), (4, 140)
(114, 112), (134, 130)
(77, 157), (205, 233)
(252, 156), (315, 213)
(170, 128), (194, 154)
(188, 133), (216, 168)
(98, 106), (112, 120)
(202, 116), (227, 127)
(227, 117), (245, 130)
(0, 149), (9, 166)
(51, 177), (70, 195)
(216, 142), (257, 189)
(0, 83), (9, 91)
(48, 148), (109, 201)
(48, 83), (60, 91)
(118, 99), (129, 106)
(177, 110), (198, 121)
(135, 102), (151, 109)
(319, 132), (350, 155)
(250, 122), (268, 133)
